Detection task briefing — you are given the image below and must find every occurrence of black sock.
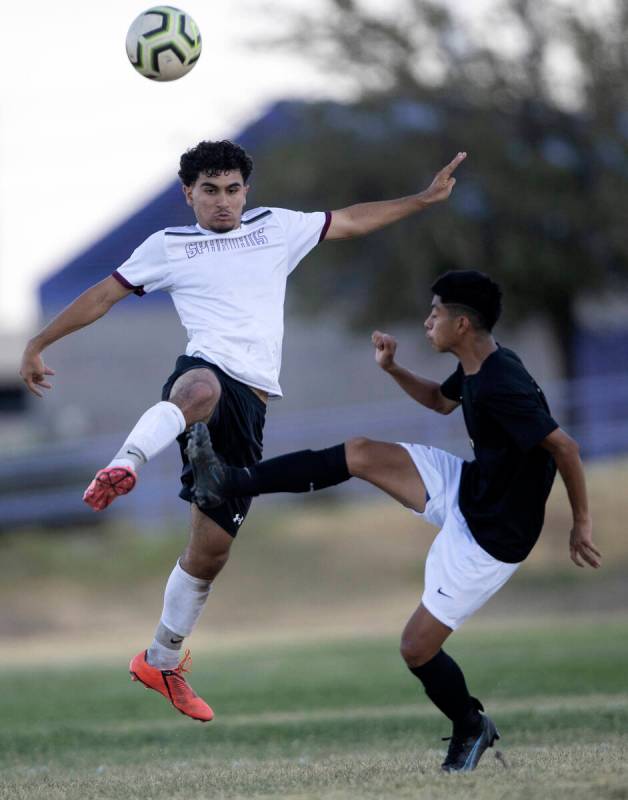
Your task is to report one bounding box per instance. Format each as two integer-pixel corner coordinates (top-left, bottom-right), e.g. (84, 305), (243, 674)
(222, 444), (351, 497)
(409, 650), (482, 729)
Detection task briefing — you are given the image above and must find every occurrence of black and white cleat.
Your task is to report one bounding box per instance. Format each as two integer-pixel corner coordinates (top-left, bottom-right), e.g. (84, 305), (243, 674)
(441, 713), (501, 773)
(185, 422), (226, 509)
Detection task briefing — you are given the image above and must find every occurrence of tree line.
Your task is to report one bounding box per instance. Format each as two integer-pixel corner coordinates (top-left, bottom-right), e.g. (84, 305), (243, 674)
(247, 0), (628, 376)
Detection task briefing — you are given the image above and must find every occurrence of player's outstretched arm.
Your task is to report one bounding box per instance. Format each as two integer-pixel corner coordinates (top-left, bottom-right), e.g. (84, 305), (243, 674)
(20, 276), (133, 397)
(540, 428), (601, 569)
(325, 152), (467, 240)
(372, 330), (458, 414)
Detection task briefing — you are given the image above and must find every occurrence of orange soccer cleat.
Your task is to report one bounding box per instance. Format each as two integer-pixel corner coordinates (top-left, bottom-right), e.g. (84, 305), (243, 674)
(129, 649), (214, 722)
(83, 467), (137, 511)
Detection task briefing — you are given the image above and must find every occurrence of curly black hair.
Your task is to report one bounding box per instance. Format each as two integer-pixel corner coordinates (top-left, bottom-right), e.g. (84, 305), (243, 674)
(178, 140), (254, 186)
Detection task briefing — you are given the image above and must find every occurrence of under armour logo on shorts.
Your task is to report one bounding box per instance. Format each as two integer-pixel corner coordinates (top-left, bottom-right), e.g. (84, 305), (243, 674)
(233, 513), (244, 525)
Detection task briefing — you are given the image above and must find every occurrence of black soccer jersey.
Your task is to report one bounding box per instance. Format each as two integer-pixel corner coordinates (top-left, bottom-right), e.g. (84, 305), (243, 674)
(440, 346), (558, 563)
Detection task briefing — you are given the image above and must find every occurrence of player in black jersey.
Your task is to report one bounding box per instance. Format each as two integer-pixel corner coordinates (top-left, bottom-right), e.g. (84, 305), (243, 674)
(187, 269), (601, 772)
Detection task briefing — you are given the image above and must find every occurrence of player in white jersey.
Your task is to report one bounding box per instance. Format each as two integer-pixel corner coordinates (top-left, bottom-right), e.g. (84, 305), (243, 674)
(20, 139), (466, 722)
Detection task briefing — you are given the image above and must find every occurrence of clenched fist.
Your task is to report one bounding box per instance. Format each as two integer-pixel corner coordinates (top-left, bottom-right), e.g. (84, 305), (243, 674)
(372, 330), (398, 371)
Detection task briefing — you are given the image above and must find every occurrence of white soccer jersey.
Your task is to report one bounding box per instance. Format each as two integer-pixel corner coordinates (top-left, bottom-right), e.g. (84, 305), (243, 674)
(113, 207), (331, 396)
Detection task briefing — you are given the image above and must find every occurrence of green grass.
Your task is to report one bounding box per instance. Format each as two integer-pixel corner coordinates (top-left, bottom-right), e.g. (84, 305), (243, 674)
(2, 470), (627, 799)
(2, 619), (627, 799)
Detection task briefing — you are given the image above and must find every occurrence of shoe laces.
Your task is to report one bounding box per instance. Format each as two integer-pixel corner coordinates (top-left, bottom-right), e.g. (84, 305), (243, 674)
(442, 733), (466, 764)
(167, 650), (200, 703)
(175, 649), (192, 675)
(442, 714), (483, 766)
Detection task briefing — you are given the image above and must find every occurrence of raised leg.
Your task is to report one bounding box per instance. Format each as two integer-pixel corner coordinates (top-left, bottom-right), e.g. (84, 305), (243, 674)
(84, 367), (222, 511)
(345, 437), (428, 512)
(168, 367), (222, 427)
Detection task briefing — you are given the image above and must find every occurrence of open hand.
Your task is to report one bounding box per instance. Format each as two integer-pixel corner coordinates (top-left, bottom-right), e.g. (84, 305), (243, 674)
(569, 519), (601, 569)
(20, 349), (55, 398)
(372, 330), (397, 371)
(421, 152), (467, 205)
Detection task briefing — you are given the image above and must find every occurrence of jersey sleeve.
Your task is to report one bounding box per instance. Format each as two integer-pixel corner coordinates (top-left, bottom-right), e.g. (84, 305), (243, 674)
(440, 365), (463, 401)
(112, 231), (171, 296)
(271, 208), (331, 274)
(481, 388), (559, 452)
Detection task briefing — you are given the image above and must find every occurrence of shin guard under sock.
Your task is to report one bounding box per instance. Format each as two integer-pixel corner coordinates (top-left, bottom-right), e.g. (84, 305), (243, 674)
(408, 649), (480, 727)
(110, 401), (186, 472)
(147, 561), (212, 669)
(223, 444), (350, 497)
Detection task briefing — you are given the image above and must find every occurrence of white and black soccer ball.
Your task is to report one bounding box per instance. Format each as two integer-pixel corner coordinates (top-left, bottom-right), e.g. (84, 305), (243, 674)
(126, 6), (202, 82)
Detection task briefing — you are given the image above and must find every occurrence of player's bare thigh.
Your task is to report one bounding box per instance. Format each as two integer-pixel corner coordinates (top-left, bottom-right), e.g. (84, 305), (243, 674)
(345, 437), (428, 512)
(168, 367), (222, 425)
(179, 504), (235, 580)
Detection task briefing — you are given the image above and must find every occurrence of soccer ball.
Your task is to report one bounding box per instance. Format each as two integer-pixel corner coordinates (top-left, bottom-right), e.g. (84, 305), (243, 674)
(125, 6), (202, 82)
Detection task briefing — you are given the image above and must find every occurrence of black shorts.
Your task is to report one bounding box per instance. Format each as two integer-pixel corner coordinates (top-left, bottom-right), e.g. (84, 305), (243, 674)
(162, 355), (266, 536)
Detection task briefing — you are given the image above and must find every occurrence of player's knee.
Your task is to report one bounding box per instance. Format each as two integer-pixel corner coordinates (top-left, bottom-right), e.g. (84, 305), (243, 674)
(399, 633), (432, 668)
(173, 379), (220, 424)
(345, 436), (375, 478)
(204, 551), (230, 581)
(180, 545), (230, 581)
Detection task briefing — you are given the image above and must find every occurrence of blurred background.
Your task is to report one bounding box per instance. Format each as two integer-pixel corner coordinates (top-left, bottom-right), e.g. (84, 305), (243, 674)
(0, 0), (626, 660)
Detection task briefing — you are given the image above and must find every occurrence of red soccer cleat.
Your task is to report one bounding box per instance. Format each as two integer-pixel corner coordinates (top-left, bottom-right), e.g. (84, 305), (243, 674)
(83, 467), (137, 511)
(129, 649), (214, 722)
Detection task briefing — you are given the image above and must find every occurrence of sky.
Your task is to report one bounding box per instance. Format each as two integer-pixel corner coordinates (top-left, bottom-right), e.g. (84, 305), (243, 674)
(0, 0), (349, 335)
(0, 0), (600, 338)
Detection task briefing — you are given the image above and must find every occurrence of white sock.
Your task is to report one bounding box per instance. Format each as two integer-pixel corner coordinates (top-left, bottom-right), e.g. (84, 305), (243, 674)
(147, 561), (212, 669)
(108, 401), (186, 472)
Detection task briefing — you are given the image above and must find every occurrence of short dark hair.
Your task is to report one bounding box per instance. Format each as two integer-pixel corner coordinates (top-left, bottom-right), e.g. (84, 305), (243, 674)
(178, 140), (254, 186)
(430, 270), (502, 331)
(441, 303), (488, 331)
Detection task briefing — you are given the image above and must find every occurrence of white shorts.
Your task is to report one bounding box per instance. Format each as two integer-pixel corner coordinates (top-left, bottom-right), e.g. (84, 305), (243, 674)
(399, 443), (520, 630)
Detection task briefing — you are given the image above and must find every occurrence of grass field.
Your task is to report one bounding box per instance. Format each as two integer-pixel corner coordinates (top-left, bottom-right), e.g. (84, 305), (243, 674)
(2, 463), (627, 799)
(2, 462), (627, 647)
(2, 619), (627, 800)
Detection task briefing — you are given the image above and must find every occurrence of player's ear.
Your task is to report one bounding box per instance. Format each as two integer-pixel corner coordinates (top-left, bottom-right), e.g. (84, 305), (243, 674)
(182, 184), (193, 206)
(455, 315), (469, 335)
(243, 183), (250, 207)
